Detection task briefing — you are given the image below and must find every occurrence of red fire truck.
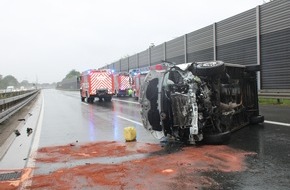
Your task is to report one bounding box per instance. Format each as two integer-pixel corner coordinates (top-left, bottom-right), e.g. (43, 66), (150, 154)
(131, 72), (148, 100)
(129, 64), (167, 100)
(80, 69), (114, 103)
(113, 72), (131, 97)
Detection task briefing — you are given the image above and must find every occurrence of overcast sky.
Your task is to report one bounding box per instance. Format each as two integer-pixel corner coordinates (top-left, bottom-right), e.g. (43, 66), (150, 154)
(0, 0), (269, 84)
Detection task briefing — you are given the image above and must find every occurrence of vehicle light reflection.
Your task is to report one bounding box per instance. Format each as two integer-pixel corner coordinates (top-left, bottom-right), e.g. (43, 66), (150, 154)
(113, 114), (120, 141)
(88, 105), (96, 141)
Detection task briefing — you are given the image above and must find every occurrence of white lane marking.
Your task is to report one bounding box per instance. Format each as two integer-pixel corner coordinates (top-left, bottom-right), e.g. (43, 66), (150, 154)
(21, 95), (45, 189)
(264, 120), (290, 127)
(117, 115), (143, 126)
(116, 117), (290, 128)
(28, 96), (44, 163)
(113, 99), (140, 105)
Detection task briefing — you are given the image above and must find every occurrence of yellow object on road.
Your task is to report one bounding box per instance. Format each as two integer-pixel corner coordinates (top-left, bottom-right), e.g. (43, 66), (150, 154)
(124, 127), (136, 141)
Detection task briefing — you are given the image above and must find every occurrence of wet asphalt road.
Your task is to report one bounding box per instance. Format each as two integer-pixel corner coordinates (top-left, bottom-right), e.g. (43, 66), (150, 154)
(39, 89), (159, 148)
(1, 89), (290, 189)
(208, 121), (290, 189)
(37, 89), (290, 189)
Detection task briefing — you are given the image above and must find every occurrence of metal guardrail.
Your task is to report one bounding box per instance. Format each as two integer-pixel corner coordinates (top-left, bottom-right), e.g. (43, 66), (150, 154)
(0, 90), (34, 99)
(0, 90), (40, 123)
(258, 90), (290, 104)
(0, 90), (37, 105)
(258, 92), (290, 100)
(259, 89), (290, 100)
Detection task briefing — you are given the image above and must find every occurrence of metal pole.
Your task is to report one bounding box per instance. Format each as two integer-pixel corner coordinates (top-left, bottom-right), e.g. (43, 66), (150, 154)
(164, 42), (167, 61)
(137, 53), (139, 69)
(127, 57), (129, 72)
(256, 5), (261, 91)
(184, 34), (187, 63)
(148, 48), (151, 66)
(213, 23), (217, 61)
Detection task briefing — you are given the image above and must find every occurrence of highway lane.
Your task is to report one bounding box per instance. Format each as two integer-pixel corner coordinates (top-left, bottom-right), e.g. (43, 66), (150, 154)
(260, 104), (290, 124)
(38, 89), (158, 148)
(0, 89), (289, 189)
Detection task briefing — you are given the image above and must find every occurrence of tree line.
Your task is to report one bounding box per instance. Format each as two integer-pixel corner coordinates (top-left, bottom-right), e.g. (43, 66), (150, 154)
(0, 69), (80, 90)
(0, 75), (34, 89)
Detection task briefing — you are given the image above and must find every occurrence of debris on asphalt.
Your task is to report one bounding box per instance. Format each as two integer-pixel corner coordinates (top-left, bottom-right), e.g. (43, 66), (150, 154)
(14, 130), (21, 136)
(26, 128), (33, 136)
(124, 127), (136, 142)
(18, 119), (25, 121)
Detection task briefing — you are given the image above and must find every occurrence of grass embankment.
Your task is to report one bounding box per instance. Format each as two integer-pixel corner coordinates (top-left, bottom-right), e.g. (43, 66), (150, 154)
(259, 98), (290, 106)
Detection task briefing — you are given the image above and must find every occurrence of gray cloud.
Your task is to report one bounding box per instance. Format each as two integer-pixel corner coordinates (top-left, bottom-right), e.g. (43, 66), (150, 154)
(0, 0), (266, 83)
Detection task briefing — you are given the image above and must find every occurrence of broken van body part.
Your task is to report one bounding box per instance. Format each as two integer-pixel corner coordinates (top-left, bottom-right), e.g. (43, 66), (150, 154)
(140, 61), (264, 144)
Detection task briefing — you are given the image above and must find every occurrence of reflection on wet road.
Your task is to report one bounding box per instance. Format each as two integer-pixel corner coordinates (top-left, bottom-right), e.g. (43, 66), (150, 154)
(38, 90), (158, 148)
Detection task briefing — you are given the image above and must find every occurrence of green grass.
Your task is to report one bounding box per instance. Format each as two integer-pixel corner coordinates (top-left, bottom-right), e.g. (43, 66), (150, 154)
(259, 98), (290, 106)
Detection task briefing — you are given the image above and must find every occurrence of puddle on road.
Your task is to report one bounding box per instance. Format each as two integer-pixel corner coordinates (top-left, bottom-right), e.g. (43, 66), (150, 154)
(0, 141), (255, 190)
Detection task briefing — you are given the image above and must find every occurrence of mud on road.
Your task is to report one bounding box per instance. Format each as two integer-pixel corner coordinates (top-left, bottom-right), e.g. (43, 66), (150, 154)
(1, 141), (255, 190)
(1, 95), (290, 190)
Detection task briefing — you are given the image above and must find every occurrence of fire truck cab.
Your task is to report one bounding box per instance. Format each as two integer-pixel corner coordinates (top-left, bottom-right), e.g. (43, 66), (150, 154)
(129, 64), (167, 100)
(131, 72), (148, 100)
(80, 69), (114, 103)
(113, 72), (131, 97)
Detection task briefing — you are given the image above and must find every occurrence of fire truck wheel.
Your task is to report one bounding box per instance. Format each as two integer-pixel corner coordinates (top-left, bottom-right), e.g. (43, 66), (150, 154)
(87, 97), (94, 103)
(104, 97), (112, 102)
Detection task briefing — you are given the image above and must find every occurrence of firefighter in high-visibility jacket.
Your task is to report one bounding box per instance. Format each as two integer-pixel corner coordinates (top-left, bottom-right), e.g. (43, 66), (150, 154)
(127, 88), (133, 97)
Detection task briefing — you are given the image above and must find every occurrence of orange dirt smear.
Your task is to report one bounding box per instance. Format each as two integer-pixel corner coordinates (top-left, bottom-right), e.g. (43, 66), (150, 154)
(0, 182), (17, 190)
(0, 168), (32, 190)
(35, 141), (162, 163)
(26, 141), (255, 189)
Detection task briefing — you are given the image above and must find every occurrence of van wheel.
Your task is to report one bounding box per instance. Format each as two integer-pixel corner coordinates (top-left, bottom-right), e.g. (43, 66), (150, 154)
(190, 61), (225, 76)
